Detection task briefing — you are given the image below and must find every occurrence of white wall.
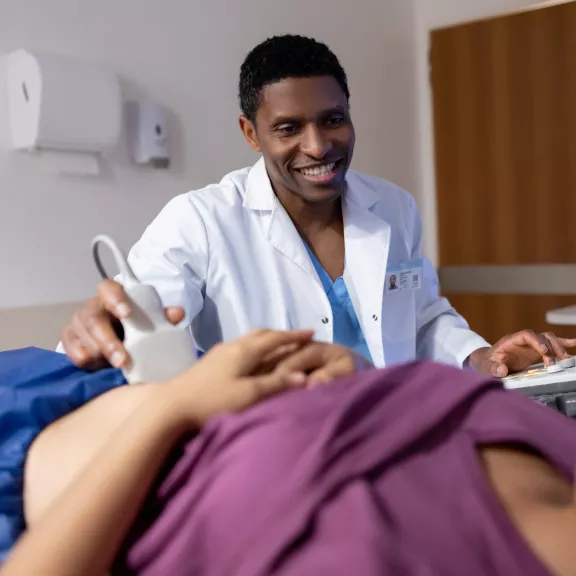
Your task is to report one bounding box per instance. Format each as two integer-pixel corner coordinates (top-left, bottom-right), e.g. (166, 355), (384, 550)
(0, 0), (418, 311)
(413, 0), (554, 266)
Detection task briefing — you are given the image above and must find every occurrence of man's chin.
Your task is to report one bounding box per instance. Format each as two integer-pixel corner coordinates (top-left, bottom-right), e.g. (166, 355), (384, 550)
(300, 187), (343, 204)
(299, 177), (347, 202)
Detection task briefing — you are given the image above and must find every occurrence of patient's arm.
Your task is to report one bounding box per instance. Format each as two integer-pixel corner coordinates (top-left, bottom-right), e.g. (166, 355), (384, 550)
(24, 384), (158, 526)
(1, 329), (312, 576)
(5, 383), (188, 576)
(479, 444), (576, 576)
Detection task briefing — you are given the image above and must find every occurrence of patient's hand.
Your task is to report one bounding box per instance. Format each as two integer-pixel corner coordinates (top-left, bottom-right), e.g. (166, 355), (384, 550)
(273, 342), (374, 386)
(165, 329), (314, 426)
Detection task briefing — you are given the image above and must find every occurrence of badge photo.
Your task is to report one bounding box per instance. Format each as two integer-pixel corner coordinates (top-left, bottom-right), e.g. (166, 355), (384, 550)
(385, 259), (423, 294)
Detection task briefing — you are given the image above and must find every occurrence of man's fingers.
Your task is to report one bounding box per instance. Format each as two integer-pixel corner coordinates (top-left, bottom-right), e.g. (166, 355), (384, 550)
(499, 330), (553, 366)
(542, 332), (569, 360)
(71, 296), (130, 368)
(60, 326), (91, 366)
(559, 338), (576, 349)
(71, 313), (101, 356)
(165, 307), (185, 325)
(80, 309), (128, 369)
(487, 360), (508, 378)
(97, 280), (131, 319)
(513, 330), (551, 355)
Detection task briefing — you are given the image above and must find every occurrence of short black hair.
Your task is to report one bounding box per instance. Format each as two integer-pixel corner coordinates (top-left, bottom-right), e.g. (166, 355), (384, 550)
(239, 34), (350, 122)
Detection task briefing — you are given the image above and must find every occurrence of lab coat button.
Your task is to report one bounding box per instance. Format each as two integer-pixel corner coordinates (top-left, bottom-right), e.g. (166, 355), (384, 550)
(322, 317), (329, 324)
(373, 315), (378, 321)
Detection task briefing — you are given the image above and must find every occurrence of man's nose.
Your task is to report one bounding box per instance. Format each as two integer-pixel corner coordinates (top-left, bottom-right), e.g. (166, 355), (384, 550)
(300, 125), (333, 159)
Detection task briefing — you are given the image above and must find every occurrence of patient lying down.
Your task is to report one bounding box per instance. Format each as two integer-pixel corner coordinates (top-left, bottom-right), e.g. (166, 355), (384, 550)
(3, 329), (576, 575)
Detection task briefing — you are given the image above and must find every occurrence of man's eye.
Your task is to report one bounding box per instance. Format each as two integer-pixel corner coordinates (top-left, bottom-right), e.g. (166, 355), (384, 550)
(326, 116), (344, 126)
(276, 124), (299, 135)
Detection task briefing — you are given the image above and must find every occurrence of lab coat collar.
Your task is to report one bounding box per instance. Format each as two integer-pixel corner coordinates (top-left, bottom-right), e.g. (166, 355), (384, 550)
(242, 157), (380, 212)
(242, 158), (390, 367)
(242, 158), (388, 285)
(243, 158), (317, 278)
(243, 157), (276, 211)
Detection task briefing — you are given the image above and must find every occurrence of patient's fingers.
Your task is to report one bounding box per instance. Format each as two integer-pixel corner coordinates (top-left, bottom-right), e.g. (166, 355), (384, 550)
(307, 362), (351, 386)
(308, 352), (374, 386)
(275, 342), (372, 385)
(248, 371), (308, 400)
(254, 343), (304, 375)
(240, 329), (313, 349)
(275, 342), (335, 374)
(234, 329), (314, 374)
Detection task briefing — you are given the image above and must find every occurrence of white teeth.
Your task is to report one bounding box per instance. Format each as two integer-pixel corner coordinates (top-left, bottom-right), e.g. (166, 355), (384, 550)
(300, 162), (336, 177)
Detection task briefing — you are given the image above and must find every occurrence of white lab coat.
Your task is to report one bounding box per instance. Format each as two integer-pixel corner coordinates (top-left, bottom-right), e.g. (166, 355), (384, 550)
(124, 158), (489, 368)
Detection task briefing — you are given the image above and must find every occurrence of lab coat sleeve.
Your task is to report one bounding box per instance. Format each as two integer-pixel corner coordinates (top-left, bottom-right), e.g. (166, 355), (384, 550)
(121, 194), (209, 326)
(410, 197), (490, 366)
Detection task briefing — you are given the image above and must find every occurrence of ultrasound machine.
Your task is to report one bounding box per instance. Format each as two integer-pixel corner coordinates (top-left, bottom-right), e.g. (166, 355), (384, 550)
(503, 356), (576, 417)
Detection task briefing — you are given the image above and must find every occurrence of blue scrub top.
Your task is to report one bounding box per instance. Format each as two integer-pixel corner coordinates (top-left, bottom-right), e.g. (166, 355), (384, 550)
(303, 243), (373, 364)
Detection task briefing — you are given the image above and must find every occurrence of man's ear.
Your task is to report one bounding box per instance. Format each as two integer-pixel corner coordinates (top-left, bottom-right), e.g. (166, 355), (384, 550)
(239, 116), (261, 153)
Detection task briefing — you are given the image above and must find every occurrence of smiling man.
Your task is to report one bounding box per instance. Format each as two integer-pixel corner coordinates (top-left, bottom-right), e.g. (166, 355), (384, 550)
(61, 34), (575, 377)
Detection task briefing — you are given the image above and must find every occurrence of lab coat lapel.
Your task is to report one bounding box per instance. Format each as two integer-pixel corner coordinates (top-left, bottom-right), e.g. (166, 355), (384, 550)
(343, 178), (391, 367)
(243, 158), (318, 279)
(268, 204), (320, 278)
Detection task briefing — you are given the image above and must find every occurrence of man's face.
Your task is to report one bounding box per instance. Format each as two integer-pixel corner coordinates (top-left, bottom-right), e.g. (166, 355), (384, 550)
(240, 76), (355, 204)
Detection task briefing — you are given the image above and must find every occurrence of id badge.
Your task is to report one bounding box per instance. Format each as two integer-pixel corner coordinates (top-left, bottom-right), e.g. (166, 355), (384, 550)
(385, 259), (423, 293)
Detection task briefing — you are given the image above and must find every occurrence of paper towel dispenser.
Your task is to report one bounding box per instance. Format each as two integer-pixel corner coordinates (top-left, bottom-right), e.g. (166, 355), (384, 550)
(5, 50), (121, 153)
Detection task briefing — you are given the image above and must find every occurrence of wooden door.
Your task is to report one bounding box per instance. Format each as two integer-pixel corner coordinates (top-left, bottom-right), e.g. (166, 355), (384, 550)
(430, 1), (576, 344)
